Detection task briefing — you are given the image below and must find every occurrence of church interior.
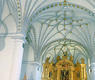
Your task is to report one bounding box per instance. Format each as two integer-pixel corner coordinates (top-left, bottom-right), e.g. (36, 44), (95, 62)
(0, 0), (95, 80)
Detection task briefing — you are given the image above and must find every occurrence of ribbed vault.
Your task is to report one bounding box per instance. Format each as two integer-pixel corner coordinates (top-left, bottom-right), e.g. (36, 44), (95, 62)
(26, 1), (95, 63)
(0, 0), (8, 35)
(40, 39), (89, 63)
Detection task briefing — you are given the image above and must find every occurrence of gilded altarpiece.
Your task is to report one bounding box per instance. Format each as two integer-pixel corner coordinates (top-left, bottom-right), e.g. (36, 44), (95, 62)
(42, 54), (87, 80)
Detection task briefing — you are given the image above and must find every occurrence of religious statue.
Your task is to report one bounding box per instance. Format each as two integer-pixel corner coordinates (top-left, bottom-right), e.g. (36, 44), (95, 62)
(61, 70), (69, 80)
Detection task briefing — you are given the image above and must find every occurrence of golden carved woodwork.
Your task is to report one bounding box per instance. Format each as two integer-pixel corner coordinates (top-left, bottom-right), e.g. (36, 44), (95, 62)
(42, 54), (87, 80)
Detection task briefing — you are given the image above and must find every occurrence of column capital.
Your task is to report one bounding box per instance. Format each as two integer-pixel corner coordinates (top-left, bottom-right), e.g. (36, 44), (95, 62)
(8, 33), (26, 43)
(11, 33), (24, 39)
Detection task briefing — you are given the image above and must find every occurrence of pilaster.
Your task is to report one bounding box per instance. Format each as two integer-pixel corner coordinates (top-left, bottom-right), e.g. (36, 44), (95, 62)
(9, 33), (25, 80)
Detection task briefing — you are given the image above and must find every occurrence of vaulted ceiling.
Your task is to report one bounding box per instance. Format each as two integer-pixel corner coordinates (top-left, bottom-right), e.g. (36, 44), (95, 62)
(0, 0), (95, 63)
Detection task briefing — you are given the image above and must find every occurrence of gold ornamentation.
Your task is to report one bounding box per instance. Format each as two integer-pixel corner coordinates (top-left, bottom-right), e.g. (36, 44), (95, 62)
(42, 54), (87, 80)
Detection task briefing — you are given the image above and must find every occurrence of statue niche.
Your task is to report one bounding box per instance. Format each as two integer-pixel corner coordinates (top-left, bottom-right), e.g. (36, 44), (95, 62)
(42, 52), (87, 80)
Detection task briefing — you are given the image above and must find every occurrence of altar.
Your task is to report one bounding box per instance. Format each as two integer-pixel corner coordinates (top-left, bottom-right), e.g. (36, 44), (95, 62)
(42, 52), (87, 80)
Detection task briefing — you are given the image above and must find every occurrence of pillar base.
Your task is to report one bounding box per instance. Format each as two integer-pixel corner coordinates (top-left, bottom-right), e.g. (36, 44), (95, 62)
(28, 62), (42, 80)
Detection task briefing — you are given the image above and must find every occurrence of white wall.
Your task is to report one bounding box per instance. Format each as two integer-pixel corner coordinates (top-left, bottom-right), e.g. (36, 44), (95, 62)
(0, 37), (15, 80)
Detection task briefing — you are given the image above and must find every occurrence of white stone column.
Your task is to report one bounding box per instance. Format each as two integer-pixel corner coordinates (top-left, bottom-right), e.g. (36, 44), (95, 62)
(10, 34), (25, 80)
(28, 62), (42, 80)
(90, 63), (95, 80)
